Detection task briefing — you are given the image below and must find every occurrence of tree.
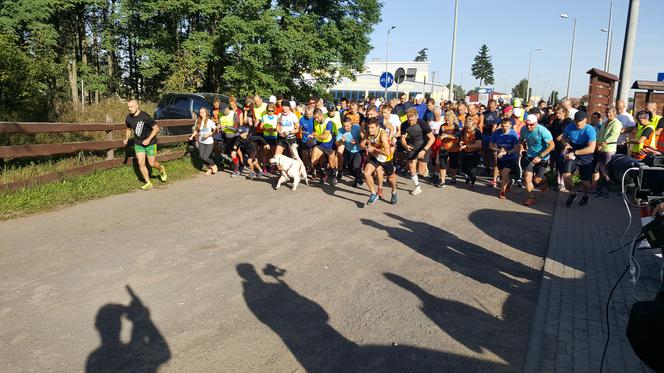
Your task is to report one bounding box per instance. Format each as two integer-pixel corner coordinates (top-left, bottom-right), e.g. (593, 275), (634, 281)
(549, 90), (560, 105)
(512, 79), (529, 99)
(414, 48), (428, 62)
(445, 83), (465, 100)
(471, 44), (494, 86)
(466, 87), (480, 96)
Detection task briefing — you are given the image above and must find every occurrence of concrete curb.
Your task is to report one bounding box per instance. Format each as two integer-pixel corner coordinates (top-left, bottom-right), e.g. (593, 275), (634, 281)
(522, 191), (561, 373)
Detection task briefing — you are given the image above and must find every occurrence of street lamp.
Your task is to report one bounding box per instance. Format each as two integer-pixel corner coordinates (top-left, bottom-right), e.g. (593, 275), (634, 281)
(560, 13), (577, 99)
(384, 25), (397, 100)
(526, 48), (543, 103)
(601, 28), (614, 73)
(534, 74), (544, 99)
(602, 2), (613, 72)
(448, 0), (459, 101)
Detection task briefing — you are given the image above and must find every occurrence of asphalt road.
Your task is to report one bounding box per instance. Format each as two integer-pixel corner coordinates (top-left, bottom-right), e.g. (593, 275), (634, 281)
(0, 170), (555, 372)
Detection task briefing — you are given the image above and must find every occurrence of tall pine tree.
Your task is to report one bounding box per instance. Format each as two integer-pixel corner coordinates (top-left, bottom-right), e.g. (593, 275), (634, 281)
(471, 44), (494, 86)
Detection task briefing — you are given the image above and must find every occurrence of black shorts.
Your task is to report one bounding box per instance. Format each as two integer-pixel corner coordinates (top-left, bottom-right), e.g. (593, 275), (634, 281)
(523, 157), (548, 179)
(497, 158), (516, 171)
(264, 138), (277, 147)
(438, 150), (459, 169)
(406, 145), (430, 161)
(563, 159), (594, 181)
(368, 157), (395, 176)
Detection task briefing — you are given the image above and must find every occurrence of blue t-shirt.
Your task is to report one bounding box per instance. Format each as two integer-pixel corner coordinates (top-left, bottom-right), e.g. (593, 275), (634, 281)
(336, 125), (361, 153)
(423, 109), (434, 123)
(520, 124), (553, 160)
(414, 103), (427, 120)
(563, 123), (596, 164)
(299, 116), (315, 146)
(490, 129), (519, 160)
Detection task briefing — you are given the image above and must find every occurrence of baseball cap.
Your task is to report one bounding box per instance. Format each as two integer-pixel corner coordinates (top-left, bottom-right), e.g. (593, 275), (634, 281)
(574, 110), (587, 122)
(525, 114), (538, 124)
(238, 126), (249, 134)
(529, 107), (541, 114)
(415, 93), (424, 100)
(326, 103), (336, 112)
(502, 105), (513, 114)
(218, 102), (229, 112)
(269, 95), (277, 103)
(289, 100), (296, 109)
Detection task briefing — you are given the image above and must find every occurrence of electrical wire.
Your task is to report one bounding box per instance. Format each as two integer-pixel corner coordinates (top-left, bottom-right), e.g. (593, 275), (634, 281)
(599, 234), (643, 373)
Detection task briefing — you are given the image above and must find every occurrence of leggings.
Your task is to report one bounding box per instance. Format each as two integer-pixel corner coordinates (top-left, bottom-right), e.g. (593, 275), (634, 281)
(198, 142), (215, 166)
(345, 151), (363, 180)
(461, 152), (481, 183)
(597, 151), (614, 181)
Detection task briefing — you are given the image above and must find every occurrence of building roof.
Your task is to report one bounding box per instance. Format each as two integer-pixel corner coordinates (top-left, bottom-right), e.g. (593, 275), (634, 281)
(631, 80), (664, 91)
(586, 68), (619, 82)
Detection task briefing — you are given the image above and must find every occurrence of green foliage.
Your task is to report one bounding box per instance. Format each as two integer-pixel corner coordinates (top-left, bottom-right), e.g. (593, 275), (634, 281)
(0, 0), (382, 120)
(512, 79), (529, 100)
(414, 48), (428, 62)
(471, 44), (494, 86)
(445, 83), (465, 100)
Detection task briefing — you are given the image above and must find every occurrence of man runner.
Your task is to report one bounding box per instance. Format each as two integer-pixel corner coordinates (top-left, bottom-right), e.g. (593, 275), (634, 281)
(400, 108), (435, 195)
(561, 111), (597, 207)
(124, 100), (166, 190)
(363, 118), (397, 205)
(520, 114), (555, 206)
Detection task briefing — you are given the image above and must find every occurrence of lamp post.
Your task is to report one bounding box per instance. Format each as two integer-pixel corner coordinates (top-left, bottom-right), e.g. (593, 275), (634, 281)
(617, 0), (640, 102)
(534, 74), (544, 99)
(526, 48), (543, 103)
(560, 13), (576, 99)
(602, 2), (613, 72)
(601, 28), (614, 73)
(448, 0), (459, 101)
(384, 25), (397, 100)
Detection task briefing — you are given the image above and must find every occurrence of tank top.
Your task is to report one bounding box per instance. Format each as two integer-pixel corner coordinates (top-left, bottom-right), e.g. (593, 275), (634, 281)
(368, 128), (392, 162)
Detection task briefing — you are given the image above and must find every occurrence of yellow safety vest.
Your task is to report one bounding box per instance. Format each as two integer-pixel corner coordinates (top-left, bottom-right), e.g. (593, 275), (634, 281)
(220, 111), (237, 134)
(631, 121), (657, 158)
(314, 120), (332, 143)
(325, 113), (342, 136)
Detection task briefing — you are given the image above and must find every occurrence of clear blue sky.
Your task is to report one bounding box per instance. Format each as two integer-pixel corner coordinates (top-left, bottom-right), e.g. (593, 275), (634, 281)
(367, 0), (664, 98)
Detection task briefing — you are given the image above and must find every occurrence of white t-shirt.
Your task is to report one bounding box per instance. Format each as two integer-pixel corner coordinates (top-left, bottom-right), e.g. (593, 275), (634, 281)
(567, 107), (578, 119)
(617, 110), (636, 144)
(279, 112), (299, 134)
(429, 120), (443, 135)
(197, 119), (216, 145)
(384, 114), (401, 134)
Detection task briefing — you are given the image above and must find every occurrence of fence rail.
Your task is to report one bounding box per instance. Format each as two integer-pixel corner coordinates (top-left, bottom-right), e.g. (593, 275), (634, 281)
(1, 119), (195, 192)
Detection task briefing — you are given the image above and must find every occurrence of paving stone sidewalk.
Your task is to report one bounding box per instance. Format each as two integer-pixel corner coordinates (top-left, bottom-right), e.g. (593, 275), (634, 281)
(524, 192), (662, 373)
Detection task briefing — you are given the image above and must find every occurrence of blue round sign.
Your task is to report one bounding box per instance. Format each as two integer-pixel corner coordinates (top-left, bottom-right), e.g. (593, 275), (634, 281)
(380, 72), (394, 88)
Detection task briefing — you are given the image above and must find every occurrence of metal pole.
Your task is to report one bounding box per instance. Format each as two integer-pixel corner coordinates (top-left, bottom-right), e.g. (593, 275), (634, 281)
(81, 79), (85, 113)
(617, 0), (640, 102)
(384, 29), (390, 100)
(526, 50), (533, 102)
(604, 1), (613, 71)
(608, 30), (613, 71)
(566, 18), (576, 98)
(448, 0), (459, 101)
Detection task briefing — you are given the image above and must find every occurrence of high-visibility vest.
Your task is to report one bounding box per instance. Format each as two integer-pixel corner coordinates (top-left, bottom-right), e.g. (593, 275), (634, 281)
(325, 113), (342, 136)
(652, 115), (664, 151)
(220, 111), (237, 134)
(314, 120), (332, 143)
(261, 114), (278, 138)
(631, 121), (657, 159)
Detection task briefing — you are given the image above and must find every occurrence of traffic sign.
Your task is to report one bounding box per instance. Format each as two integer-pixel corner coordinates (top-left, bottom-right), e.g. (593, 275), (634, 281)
(658, 72), (664, 82)
(380, 72), (394, 88)
(394, 68), (406, 84)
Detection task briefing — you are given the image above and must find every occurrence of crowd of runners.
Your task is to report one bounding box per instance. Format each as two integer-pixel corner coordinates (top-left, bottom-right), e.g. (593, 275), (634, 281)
(124, 94), (663, 208)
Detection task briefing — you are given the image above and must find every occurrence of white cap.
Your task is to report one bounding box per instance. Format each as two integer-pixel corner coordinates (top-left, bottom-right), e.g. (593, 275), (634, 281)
(269, 95), (277, 103)
(513, 108), (524, 118)
(415, 93), (424, 100)
(289, 100), (296, 109)
(525, 114), (538, 124)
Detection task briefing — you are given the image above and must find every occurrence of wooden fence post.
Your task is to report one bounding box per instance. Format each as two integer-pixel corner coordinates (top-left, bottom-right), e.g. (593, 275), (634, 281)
(105, 115), (114, 160)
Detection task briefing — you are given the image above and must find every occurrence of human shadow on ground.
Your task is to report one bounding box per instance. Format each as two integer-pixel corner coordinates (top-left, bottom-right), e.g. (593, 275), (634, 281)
(468, 208), (553, 258)
(384, 272), (522, 367)
(361, 213), (539, 297)
(238, 263), (508, 373)
(86, 285), (171, 373)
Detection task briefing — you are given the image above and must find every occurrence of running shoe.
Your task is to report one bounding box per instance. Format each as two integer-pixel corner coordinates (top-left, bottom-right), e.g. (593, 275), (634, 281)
(257, 171), (264, 178)
(366, 193), (379, 205)
(249, 172), (256, 180)
(410, 185), (422, 195)
(499, 191), (506, 199)
(377, 187), (383, 199)
(262, 167), (268, 175)
(319, 173), (327, 185)
(158, 166), (168, 182)
(565, 194), (577, 207)
(140, 182), (153, 190)
(465, 177), (470, 184)
(231, 170), (241, 178)
(390, 192), (398, 205)
(579, 195), (590, 206)
(488, 180), (497, 188)
(523, 197), (535, 206)
(356, 177), (364, 187)
(336, 170), (343, 182)
(330, 176), (338, 186)
(211, 164), (218, 175)
(450, 176), (457, 184)
(517, 180), (523, 189)
(434, 180), (443, 188)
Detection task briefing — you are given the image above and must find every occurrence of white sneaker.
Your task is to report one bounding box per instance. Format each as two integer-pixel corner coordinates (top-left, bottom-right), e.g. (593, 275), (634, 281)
(410, 185), (422, 195)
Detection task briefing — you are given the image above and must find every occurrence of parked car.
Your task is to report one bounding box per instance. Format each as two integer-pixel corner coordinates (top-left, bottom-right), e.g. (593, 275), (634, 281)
(154, 93), (230, 135)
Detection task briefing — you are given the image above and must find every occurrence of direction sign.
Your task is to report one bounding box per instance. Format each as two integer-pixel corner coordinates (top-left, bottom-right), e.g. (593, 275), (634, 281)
(380, 72), (394, 89)
(394, 68), (406, 84)
(658, 72), (664, 82)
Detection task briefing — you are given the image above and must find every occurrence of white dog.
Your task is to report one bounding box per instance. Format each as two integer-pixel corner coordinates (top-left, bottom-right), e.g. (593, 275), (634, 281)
(269, 151), (309, 191)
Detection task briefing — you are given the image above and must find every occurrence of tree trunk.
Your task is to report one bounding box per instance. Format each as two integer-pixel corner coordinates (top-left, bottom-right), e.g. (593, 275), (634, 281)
(68, 57), (79, 106)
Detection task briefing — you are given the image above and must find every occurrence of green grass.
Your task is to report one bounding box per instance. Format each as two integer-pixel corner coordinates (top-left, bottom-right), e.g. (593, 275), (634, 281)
(0, 156), (201, 221)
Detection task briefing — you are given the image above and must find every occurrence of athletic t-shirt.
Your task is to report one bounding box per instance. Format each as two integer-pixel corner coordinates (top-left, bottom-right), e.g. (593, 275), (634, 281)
(482, 110), (501, 135)
(460, 128), (482, 154)
(563, 123), (596, 164)
(343, 112), (363, 126)
(520, 124), (553, 160)
(279, 112), (298, 134)
(440, 122), (460, 152)
(336, 125), (361, 153)
(125, 111), (157, 146)
(401, 119), (432, 149)
(490, 129), (519, 160)
(261, 114), (278, 139)
(299, 116), (315, 146)
(428, 120), (443, 135)
(314, 120), (334, 149)
(197, 119), (216, 145)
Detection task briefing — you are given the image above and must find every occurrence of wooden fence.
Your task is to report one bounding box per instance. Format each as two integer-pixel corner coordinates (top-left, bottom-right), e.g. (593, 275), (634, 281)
(0, 119), (194, 192)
